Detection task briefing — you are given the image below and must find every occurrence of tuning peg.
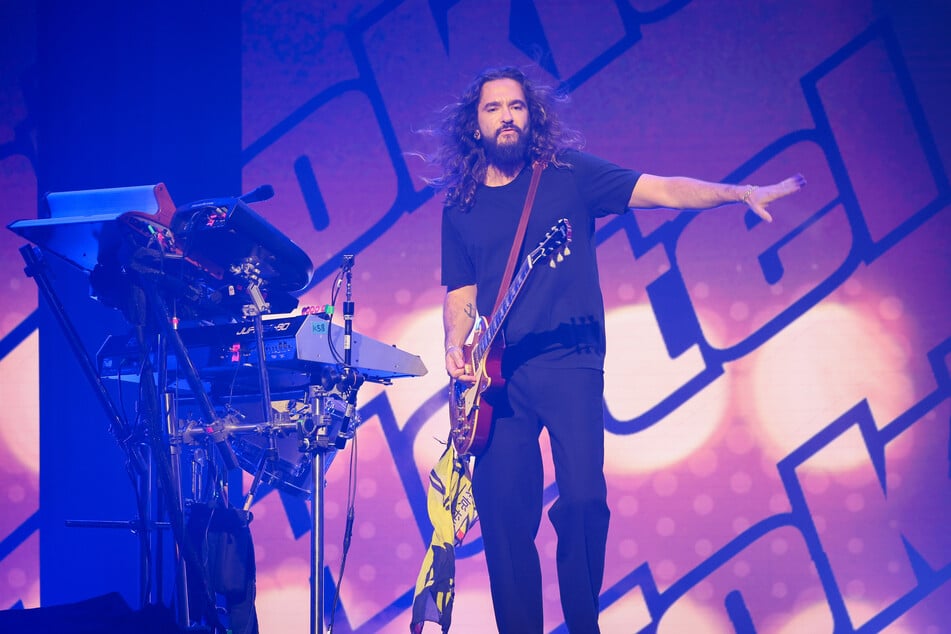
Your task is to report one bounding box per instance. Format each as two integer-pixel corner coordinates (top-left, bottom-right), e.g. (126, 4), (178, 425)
(556, 253), (564, 263)
(549, 259), (556, 269)
(563, 246), (571, 256)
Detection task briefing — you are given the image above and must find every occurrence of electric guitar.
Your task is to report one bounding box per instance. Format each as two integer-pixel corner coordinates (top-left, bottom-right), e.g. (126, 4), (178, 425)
(448, 218), (573, 456)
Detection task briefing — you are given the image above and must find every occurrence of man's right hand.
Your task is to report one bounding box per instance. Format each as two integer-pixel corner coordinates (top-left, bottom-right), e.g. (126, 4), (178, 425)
(446, 345), (476, 382)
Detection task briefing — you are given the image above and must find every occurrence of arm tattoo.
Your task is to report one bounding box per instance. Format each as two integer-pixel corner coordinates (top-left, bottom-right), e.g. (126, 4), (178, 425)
(464, 302), (476, 319)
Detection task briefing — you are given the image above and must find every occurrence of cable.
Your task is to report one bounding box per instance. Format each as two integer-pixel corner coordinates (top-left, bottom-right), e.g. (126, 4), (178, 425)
(325, 268), (345, 365)
(327, 430), (358, 633)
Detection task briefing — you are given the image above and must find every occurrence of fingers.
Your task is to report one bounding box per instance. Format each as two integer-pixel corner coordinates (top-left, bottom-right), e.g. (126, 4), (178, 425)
(763, 174), (806, 203)
(783, 173), (806, 192)
(446, 358), (465, 378)
(446, 348), (476, 382)
(752, 205), (773, 223)
(448, 367), (477, 383)
(750, 174), (805, 224)
(741, 174), (805, 227)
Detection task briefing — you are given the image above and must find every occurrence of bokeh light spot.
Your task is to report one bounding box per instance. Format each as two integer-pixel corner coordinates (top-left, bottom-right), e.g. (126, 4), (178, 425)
(693, 494), (714, 516)
(656, 517), (676, 537)
(730, 471), (753, 494)
(604, 306), (730, 473)
(652, 472), (678, 497)
(748, 303), (914, 472)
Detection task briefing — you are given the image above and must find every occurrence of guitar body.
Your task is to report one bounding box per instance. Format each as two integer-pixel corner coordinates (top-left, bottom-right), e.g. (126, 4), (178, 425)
(448, 317), (504, 456)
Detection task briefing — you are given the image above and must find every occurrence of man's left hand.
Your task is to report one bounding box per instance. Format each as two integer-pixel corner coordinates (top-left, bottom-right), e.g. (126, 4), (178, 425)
(747, 173), (807, 222)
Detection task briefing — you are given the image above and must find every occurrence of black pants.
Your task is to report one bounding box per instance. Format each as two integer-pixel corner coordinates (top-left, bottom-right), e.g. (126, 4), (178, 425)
(472, 365), (609, 634)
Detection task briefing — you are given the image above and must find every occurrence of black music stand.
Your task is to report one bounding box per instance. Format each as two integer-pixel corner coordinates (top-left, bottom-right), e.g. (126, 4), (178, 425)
(9, 184), (213, 625)
(8, 183), (253, 631)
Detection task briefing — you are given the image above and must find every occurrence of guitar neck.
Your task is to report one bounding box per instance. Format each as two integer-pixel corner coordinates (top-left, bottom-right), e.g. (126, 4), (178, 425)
(472, 259), (533, 367)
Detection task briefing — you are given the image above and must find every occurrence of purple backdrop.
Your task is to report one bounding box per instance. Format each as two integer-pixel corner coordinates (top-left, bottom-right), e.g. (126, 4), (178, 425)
(2, 1), (950, 632)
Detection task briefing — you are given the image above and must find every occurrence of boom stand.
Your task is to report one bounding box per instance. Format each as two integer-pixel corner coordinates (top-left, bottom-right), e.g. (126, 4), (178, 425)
(311, 254), (358, 634)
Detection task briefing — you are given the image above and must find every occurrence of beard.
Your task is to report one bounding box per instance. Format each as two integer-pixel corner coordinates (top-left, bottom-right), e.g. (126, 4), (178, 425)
(483, 126), (530, 172)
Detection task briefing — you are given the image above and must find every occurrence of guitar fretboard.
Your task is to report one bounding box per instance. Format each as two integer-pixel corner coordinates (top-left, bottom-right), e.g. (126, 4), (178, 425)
(473, 258), (534, 368)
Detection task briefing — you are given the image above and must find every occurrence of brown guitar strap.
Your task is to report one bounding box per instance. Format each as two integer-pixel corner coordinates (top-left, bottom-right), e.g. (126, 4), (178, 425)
(491, 162), (545, 316)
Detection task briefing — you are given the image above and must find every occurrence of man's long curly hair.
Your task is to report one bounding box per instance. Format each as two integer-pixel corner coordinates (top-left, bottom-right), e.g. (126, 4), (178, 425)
(425, 66), (583, 212)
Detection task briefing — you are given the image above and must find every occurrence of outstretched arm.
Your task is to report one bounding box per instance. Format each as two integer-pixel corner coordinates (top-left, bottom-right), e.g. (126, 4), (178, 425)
(443, 284), (477, 381)
(629, 173), (806, 222)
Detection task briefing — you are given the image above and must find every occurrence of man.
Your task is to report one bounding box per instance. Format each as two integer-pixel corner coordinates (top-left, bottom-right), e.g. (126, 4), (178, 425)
(435, 66), (804, 633)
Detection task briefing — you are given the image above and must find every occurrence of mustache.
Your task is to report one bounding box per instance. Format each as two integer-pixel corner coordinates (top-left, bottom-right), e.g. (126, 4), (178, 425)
(496, 125), (521, 138)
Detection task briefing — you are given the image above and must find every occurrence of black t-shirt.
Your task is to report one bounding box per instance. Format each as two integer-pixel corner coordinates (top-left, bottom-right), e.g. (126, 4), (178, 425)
(441, 149), (641, 371)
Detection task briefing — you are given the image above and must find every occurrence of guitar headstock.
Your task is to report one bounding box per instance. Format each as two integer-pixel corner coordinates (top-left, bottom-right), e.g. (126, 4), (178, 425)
(528, 218), (572, 269)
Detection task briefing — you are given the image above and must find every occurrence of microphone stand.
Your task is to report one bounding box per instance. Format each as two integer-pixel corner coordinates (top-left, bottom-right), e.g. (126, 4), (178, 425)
(342, 254), (354, 368)
(311, 254), (359, 634)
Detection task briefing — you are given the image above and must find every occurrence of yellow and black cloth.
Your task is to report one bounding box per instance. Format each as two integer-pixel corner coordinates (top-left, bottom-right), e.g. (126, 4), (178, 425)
(410, 443), (478, 633)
